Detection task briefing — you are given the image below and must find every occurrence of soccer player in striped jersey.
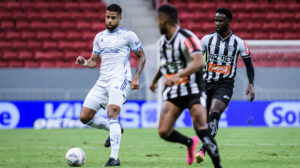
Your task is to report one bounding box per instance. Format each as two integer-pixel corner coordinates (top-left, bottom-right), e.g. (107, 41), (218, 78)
(76, 4), (146, 166)
(150, 4), (222, 167)
(196, 8), (255, 163)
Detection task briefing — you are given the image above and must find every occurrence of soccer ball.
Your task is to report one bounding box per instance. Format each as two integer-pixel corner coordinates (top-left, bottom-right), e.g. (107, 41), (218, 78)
(65, 147), (86, 167)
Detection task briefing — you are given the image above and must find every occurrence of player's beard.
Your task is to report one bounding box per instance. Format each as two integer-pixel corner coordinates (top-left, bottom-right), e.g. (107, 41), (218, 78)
(107, 23), (118, 32)
(159, 24), (167, 35)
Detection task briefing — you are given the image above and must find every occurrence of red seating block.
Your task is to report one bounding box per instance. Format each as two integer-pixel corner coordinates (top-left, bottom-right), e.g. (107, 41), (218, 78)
(82, 31), (95, 40)
(27, 11), (41, 20)
(77, 21), (91, 30)
(52, 31), (67, 40)
(43, 41), (58, 50)
(47, 21), (61, 29)
(35, 50), (51, 60)
(61, 21), (76, 29)
(58, 41), (73, 49)
(12, 41), (27, 49)
(67, 31), (82, 40)
(21, 31), (36, 40)
(71, 11), (86, 20)
(1, 20), (14, 29)
(266, 13), (281, 21)
(278, 22), (292, 31)
(48, 50), (64, 60)
(16, 21), (31, 30)
(56, 12), (70, 20)
(50, 2), (64, 10)
(55, 61), (73, 68)
(31, 21), (48, 30)
(64, 50), (78, 60)
(18, 50), (34, 60)
(8, 61), (23, 67)
(40, 61), (55, 68)
(0, 11), (12, 20)
(6, 1), (21, 9)
(3, 50), (18, 60)
(269, 33), (284, 39)
(92, 22), (106, 31)
(36, 31), (51, 40)
(262, 22), (277, 31)
(6, 31), (21, 39)
(283, 33), (298, 39)
(24, 61), (40, 68)
(35, 2), (49, 9)
(73, 41), (88, 49)
(27, 41), (42, 49)
(65, 2), (79, 10)
(0, 61), (8, 68)
(248, 22), (261, 31)
(42, 11), (57, 20)
(274, 3), (289, 12)
(0, 41), (12, 49)
(13, 11), (27, 20)
(254, 32), (268, 39)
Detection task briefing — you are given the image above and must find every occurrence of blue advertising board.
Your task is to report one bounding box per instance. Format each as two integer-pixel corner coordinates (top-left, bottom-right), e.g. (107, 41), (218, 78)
(0, 100), (299, 129)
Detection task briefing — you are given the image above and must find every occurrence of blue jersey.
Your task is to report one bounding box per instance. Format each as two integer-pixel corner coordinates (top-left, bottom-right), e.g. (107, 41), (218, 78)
(93, 27), (142, 81)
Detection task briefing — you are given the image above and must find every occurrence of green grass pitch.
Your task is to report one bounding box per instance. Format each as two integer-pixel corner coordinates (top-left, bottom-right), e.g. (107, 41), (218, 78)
(0, 128), (299, 168)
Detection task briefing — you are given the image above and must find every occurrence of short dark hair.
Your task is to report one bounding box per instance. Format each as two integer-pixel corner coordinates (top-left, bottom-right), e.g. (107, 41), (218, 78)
(216, 8), (232, 20)
(106, 4), (122, 15)
(158, 4), (178, 24)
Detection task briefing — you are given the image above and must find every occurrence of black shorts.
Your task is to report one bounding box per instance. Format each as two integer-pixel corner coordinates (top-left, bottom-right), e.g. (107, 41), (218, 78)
(166, 92), (206, 110)
(206, 79), (234, 110)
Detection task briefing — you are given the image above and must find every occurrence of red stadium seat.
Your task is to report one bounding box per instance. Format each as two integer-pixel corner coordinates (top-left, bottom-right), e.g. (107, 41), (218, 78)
(6, 31), (21, 39)
(231, 22), (248, 32)
(35, 50), (51, 60)
(79, 2), (96, 10)
(61, 21), (76, 29)
(283, 33), (298, 39)
(248, 22), (261, 31)
(252, 13), (265, 22)
(65, 2), (79, 10)
(31, 21), (48, 30)
(77, 21), (91, 30)
(278, 22), (292, 31)
(40, 61), (55, 68)
(42, 11), (57, 20)
(280, 13), (294, 21)
(6, 1), (21, 10)
(239, 32), (254, 39)
(67, 31), (82, 40)
(43, 41), (58, 50)
(12, 41), (27, 49)
(254, 32), (268, 39)
(27, 11), (41, 20)
(35, 2), (49, 9)
(201, 3), (215, 11)
(55, 61), (73, 68)
(50, 2), (64, 10)
(36, 31), (52, 40)
(27, 40), (43, 49)
(21, 2), (36, 10)
(8, 61), (23, 67)
(48, 50), (64, 60)
(0, 61), (8, 68)
(52, 31), (67, 40)
(56, 12), (71, 20)
(16, 21), (31, 30)
(92, 22), (106, 31)
(21, 31), (36, 40)
(24, 61), (40, 68)
(231, 3), (244, 12)
(1, 20), (14, 29)
(262, 22), (278, 31)
(64, 50), (78, 60)
(0, 41), (12, 49)
(13, 11), (27, 20)
(0, 11), (12, 20)
(73, 41), (88, 49)
(82, 31), (95, 40)
(274, 3), (289, 12)
(18, 50), (34, 60)
(237, 12), (252, 21)
(58, 41), (73, 49)
(269, 33), (284, 40)
(266, 13), (281, 21)
(85, 11), (103, 20)
(0, 32), (5, 39)
(3, 50), (18, 60)
(259, 3), (273, 12)
(292, 22), (300, 30)
(71, 11), (86, 20)
(46, 21), (61, 29)
(245, 3), (259, 12)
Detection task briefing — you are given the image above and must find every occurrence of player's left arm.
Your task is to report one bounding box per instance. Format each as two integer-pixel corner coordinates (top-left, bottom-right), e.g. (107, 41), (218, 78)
(166, 34), (204, 86)
(241, 41), (255, 102)
(131, 48), (146, 90)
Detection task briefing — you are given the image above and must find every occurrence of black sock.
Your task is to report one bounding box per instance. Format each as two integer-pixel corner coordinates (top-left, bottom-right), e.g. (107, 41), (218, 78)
(196, 129), (222, 168)
(162, 130), (193, 147)
(208, 112), (220, 137)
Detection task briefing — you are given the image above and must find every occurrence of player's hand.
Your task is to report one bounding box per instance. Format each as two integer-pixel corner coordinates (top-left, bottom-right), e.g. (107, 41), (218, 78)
(131, 76), (140, 90)
(149, 82), (158, 92)
(246, 83), (255, 102)
(165, 74), (181, 87)
(75, 56), (86, 65)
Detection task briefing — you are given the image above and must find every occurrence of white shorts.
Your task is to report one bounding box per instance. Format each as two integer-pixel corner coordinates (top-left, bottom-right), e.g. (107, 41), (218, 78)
(83, 78), (130, 111)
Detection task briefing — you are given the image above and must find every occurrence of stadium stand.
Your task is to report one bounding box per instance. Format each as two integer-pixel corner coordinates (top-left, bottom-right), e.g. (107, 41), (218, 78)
(167, 0), (300, 67)
(0, 0), (138, 68)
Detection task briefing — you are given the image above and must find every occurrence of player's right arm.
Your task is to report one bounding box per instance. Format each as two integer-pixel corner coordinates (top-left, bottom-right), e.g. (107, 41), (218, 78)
(75, 33), (101, 68)
(150, 67), (162, 92)
(75, 54), (100, 68)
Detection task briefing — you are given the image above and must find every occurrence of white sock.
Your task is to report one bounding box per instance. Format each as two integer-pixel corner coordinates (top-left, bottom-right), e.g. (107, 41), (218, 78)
(109, 119), (121, 160)
(86, 116), (109, 131)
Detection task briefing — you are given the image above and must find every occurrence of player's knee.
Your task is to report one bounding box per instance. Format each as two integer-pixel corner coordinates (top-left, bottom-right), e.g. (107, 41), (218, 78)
(158, 128), (170, 138)
(80, 110), (93, 124)
(107, 104), (120, 119)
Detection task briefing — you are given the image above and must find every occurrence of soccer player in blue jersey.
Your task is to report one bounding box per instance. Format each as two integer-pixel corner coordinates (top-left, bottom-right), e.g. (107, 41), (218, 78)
(76, 4), (146, 166)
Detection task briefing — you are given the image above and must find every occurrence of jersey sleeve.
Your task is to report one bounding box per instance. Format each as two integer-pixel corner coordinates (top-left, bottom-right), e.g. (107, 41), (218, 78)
(238, 39), (251, 58)
(128, 31), (142, 53)
(92, 34), (101, 55)
(183, 33), (201, 55)
(200, 35), (209, 55)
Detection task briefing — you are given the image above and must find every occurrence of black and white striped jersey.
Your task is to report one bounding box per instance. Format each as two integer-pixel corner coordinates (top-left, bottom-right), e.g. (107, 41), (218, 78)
(159, 27), (204, 100)
(200, 31), (251, 83)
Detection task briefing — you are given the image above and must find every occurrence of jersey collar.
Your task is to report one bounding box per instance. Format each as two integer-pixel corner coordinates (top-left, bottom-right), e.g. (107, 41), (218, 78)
(217, 30), (232, 41)
(164, 26), (180, 44)
(107, 26), (122, 34)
